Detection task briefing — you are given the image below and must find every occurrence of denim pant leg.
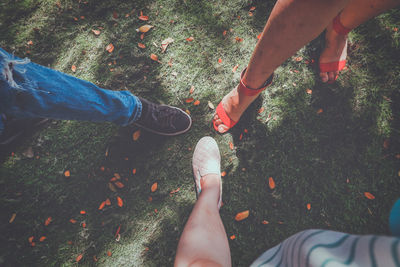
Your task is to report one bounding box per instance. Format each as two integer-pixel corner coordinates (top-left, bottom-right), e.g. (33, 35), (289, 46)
(0, 48), (142, 133)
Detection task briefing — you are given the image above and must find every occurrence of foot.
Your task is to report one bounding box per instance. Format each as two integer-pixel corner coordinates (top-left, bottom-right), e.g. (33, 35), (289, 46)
(319, 21), (348, 83)
(134, 97), (192, 136)
(213, 87), (260, 133)
(192, 137), (222, 208)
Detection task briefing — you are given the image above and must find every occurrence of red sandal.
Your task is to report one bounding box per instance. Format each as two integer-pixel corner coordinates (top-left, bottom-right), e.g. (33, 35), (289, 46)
(319, 13), (351, 81)
(213, 68), (273, 132)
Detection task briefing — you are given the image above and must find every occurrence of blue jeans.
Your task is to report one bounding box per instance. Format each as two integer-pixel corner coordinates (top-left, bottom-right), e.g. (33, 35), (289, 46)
(0, 48), (142, 134)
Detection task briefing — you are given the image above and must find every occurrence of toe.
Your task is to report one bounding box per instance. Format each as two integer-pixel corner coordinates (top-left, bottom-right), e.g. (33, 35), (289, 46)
(328, 72), (336, 82)
(217, 124), (229, 133)
(320, 72), (328, 83)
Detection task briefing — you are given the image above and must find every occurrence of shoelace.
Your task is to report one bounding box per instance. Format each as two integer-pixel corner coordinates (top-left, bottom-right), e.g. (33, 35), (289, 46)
(151, 106), (177, 129)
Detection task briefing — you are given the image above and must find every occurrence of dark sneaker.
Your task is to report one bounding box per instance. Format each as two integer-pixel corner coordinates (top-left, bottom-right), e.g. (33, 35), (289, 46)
(0, 115), (48, 145)
(134, 97), (192, 136)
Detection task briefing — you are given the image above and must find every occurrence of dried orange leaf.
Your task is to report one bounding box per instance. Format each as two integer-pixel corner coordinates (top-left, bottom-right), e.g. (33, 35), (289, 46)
(139, 15), (149, 21)
(39, 236), (46, 242)
(137, 25), (154, 33)
(106, 43), (114, 53)
(295, 56), (303, 62)
(98, 201), (106, 210)
(80, 210), (86, 215)
(117, 196), (123, 207)
(76, 254), (83, 262)
(258, 107), (264, 114)
(150, 53), (160, 62)
(232, 64), (239, 72)
(82, 222), (86, 228)
(364, 192), (375, 200)
(133, 130), (141, 141)
(249, 6), (256, 11)
(151, 182), (158, 192)
(161, 37), (174, 53)
(218, 58), (222, 63)
(138, 43), (146, 48)
(235, 210), (249, 221)
(107, 250), (112, 257)
(262, 220), (269, 224)
(307, 203), (311, 210)
(239, 133), (243, 140)
(317, 108), (323, 114)
(189, 85), (195, 94)
(93, 255), (98, 262)
(185, 97), (194, 103)
(235, 37), (243, 42)
(229, 142), (234, 150)
(108, 182), (117, 192)
(268, 177), (275, 189)
(230, 235), (236, 240)
(28, 236), (34, 243)
(186, 36), (194, 41)
(306, 88), (312, 94)
(44, 217), (52, 226)
(208, 101), (215, 110)
(193, 100), (200, 106)
(132, 168), (137, 175)
(27, 40), (33, 45)
(64, 170), (70, 177)
(9, 213), (16, 223)
(114, 181), (125, 188)
(71, 65), (76, 72)
(221, 171), (226, 177)
(105, 198), (111, 205)
(69, 219), (77, 224)
(170, 187), (181, 194)
(91, 29), (101, 35)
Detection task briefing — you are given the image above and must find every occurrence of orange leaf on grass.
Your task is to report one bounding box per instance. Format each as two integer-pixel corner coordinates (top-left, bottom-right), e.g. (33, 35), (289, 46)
(64, 170), (70, 177)
(185, 97), (194, 103)
(117, 196), (123, 207)
(76, 254), (83, 262)
(28, 236), (34, 243)
(82, 222), (86, 228)
(151, 182), (158, 192)
(9, 213), (16, 223)
(71, 65), (77, 72)
(258, 107), (264, 114)
(170, 187), (181, 194)
(317, 108), (323, 114)
(137, 25), (154, 33)
(70, 219), (77, 224)
(232, 64), (239, 72)
(268, 177), (276, 189)
(93, 255), (98, 262)
(91, 29), (101, 35)
(189, 86), (195, 94)
(222, 30), (227, 36)
(44, 217), (52, 226)
(229, 142), (234, 150)
(193, 100), (200, 106)
(307, 203), (311, 210)
(140, 33), (145, 40)
(239, 133), (243, 140)
(139, 15), (149, 21)
(221, 171), (226, 177)
(138, 43), (146, 48)
(27, 40), (33, 45)
(150, 54), (160, 62)
(218, 58), (222, 63)
(235, 210), (249, 221)
(106, 43), (114, 53)
(98, 201), (106, 210)
(132, 168), (137, 175)
(262, 220), (269, 224)
(115, 181), (125, 188)
(186, 37), (194, 41)
(107, 250), (112, 257)
(230, 235), (236, 240)
(80, 210), (86, 215)
(105, 198), (111, 205)
(364, 192), (375, 200)
(235, 37), (243, 42)
(249, 6), (256, 11)
(306, 88), (312, 94)
(39, 236), (46, 242)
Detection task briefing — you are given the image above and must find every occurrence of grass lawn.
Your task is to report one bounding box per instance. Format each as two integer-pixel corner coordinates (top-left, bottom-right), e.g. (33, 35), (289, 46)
(1, 0), (399, 266)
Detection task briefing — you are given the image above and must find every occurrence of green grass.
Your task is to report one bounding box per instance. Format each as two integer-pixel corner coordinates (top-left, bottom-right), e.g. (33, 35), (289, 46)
(1, 0), (399, 266)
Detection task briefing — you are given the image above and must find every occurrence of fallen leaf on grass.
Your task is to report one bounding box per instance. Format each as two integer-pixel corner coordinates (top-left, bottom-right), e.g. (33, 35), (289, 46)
(235, 210), (249, 221)
(71, 65), (76, 72)
(150, 53), (160, 63)
(258, 107), (264, 114)
(82, 222), (86, 228)
(69, 219), (77, 224)
(76, 254), (83, 262)
(80, 210), (86, 215)
(232, 65), (239, 72)
(27, 40), (33, 45)
(230, 235), (236, 240)
(9, 213), (16, 223)
(139, 15), (149, 21)
(185, 98), (194, 103)
(193, 100), (200, 106)
(64, 170), (70, 177)
(105, 198), (111, 205)
(93, 255), (98, 262)
(262, 220), (269, 224)
(136, 25), (154, 33)
(235, 37), (243, 42)
(151, 182), (158, 192)
(133, 130), (141, 141)
(161, 37), (174, 53)
(268, 177), (275, 189)
(307, 203), (311, 210)
(132, 168), (137, 175)
(221, 171), (226, 177)
(107, 250), (112, 257)
(257, 33), (262, 39)
(91, 29), (101, 35)
(186, 37), (194, 41)
(364, 192), (375, 200)
(106, 43), (114, 53)
(306, 88), (312, 94)
(170, 187), (180, 194)
(39, 236), (46, 242)
(317, 108), (323, 114)
(45, 217), (52, 226)
(383, 139), (389, 149)
(249, 6), (256, 11)
(239, 133), (243, 140)
(295, 56), (303, 62)
(108, 182), (117, 192)
(138, 43), (146, 48)
(218, 58), (222, 63)
(117, 196), (123, 207)
(189, 85), (195, 94)
(28, 236), (34, 243)
(208, 101), (215, 109)
(229, 142), (234, 150)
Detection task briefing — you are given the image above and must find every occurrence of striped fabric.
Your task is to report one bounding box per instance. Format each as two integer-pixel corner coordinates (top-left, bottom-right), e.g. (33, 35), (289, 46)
(250, 229), (400, 267)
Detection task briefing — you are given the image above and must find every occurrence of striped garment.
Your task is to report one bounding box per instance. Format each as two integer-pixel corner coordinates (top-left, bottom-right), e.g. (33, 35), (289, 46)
(250, 229), (400, 267)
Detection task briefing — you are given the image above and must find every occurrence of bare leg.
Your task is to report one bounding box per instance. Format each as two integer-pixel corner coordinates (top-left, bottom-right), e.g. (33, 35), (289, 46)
(320, 0), (400, 83)
(174, 174), (231, 267)
(214, 0), (350, 133)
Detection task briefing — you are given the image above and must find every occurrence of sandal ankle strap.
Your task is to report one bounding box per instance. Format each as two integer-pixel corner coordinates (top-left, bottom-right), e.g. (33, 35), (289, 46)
(333, 13), (351, 36)
(238, 68), (273, 96)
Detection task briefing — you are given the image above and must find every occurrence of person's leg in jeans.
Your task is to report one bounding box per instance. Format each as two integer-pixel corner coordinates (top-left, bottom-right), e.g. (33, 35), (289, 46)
(319, 0), (400, 83)
(0, 48), (191, 142)
(175, 137), (231, 267)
